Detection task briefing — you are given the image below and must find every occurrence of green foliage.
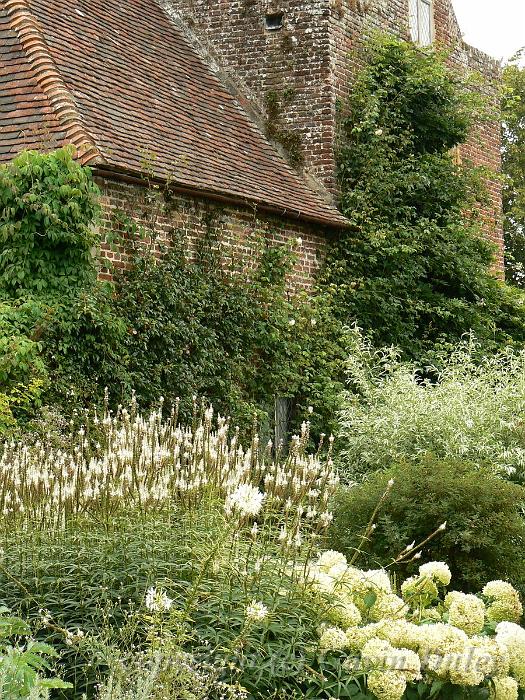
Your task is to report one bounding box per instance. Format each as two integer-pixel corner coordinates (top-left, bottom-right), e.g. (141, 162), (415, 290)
(503, 52), (525, 285)
(111, 231), (296, 423)
(0, 516), (207, 696)
(0, 148), (343, 435)
(323, 36), (525, 362)
(0, 299), (46, 387)
(337, 330), (525, 482)
(0, 606), (71, 698)
(41, 282), (128, 412)
(0, 147), (99, 297)
(0, 403), (338, 698)
(0, 148), (116, 427)
(108, 226), (343, 435)
(328, 457), (525, 595)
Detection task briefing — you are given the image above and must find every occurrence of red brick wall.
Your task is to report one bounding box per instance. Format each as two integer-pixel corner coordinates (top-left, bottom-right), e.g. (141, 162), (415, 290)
(96, 177), (328, 291)
(159, 0), (336, 191)
(160, 0), (503, 266)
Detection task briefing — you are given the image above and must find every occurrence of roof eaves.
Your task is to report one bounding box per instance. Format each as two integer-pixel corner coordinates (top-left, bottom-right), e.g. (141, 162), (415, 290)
(5, 0), (103, 166)
(93, 164), (349, 230)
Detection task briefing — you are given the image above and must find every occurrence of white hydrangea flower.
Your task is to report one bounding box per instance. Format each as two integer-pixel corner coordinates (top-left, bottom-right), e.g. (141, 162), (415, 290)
(363, 569), (392, 594)
(401, 574), (439, 605)
(471, 636), (510, 677)
(418, 561), (452, 586)
(490, 676), (519, 700)
(345, 624), (377, 652)
(373, 619), (422, 651)
(367, 670), (407, 700)
(317, 550), (348, 573)
(361, 637), (393, 667)
(326, 561), (348, 579)
(225, 483), (265, 518)
(327, 600), (362, 628)
(495, 621), (525, 648)
(483, 580), (523, 624)
(446, 646), (486, 687)
(319, 626), (348, 652)
(496, 622), (525, 685)
(369, 593), (408, 622)
(145, 586), (173, 613)
(361, 637), (421, 683)
(311, 569), (337, 595)
(391, 648), (421, 682)
(445, 591), (485, 636)
(245, 600), (268, 623)
(418, 623), (468, 659)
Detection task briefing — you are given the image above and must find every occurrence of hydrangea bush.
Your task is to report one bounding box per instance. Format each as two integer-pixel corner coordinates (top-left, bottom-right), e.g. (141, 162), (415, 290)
(304, 551), (525, 700)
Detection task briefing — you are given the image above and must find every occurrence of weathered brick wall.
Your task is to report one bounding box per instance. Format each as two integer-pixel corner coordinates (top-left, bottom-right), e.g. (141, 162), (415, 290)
(159, 0), (337, 192)
(96, 177), (328, 291)
(160, 0), (503, 265)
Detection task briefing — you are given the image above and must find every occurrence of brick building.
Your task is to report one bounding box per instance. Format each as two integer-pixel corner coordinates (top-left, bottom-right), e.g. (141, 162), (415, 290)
(1, 0), (503, 284)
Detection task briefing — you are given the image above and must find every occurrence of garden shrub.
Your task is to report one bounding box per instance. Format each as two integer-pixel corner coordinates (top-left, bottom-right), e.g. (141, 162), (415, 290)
(328, 457), (525, 596)
(105, 223), (345, 436)
(322, 35), (525, 363)
(0, 147), (124, 429)
(110, 231), (301, 427)
(0, 605), (71, 697)
(0, 147), (99, 297)
(337, 330), (525, 482)
(298, 550), (525, 700)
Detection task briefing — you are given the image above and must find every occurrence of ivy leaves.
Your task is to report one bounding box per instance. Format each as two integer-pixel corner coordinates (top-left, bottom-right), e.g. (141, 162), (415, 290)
(324, 36), (525, 363)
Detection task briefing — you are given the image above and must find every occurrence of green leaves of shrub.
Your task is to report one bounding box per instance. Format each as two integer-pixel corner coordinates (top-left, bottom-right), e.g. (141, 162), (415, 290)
(0, 147), (99, 297)
(337, 333), (525, 482)
(109, 228), (341, 434)
(328, 457), (525, 595)
(0, 606), (71, 699)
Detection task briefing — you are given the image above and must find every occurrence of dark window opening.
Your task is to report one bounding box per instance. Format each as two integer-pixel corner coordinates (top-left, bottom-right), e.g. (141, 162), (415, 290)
(265, 11), (284, 31)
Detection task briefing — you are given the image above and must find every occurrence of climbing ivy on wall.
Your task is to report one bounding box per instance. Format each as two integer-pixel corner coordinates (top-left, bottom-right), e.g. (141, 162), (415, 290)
(502, 53), (525, 286)
(0, 147), (99, 296)
(0, 147), (119, 429)
(0, 148), (342, 437)
(321, 36), (525, 363)
(99, 199), (345, 435)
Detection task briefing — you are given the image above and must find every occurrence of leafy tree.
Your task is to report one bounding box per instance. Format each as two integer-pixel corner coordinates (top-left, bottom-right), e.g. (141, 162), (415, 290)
(503, 52), (525, 285)
(322, 36), (525, 362)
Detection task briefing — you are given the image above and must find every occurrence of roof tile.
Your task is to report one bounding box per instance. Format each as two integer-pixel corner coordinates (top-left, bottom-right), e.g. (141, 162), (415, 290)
(1, 0), (347, 227)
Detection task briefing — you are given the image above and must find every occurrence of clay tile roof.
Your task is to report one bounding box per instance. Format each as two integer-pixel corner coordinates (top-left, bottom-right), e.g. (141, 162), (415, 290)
(1, 0), (348, 228)
(0, 6), (64, 158)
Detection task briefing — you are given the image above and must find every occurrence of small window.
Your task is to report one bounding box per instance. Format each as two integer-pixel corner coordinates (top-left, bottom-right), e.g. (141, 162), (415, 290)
(409, 0), (433, 46)
(265, 11), (284, 31)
